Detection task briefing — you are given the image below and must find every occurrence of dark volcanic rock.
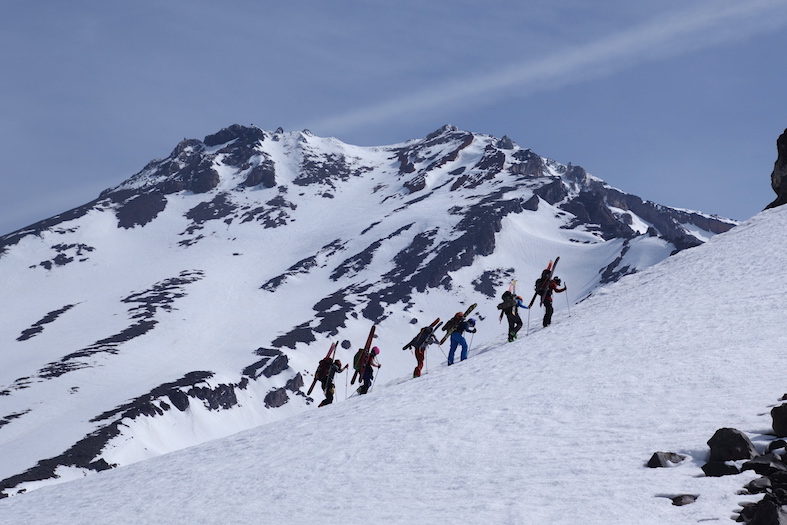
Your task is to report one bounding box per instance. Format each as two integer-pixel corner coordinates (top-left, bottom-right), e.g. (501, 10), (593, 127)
(738, 491), (787, 525)
(264, 388), (289, 408)
(773, 404), (787, 437)
(671, 494), (698, 506)
(647, 451), (686, 468)
(708, 428), (759, 462)
(243, 158), (277, 188)
(510, 149), (546, 177)
(472, 268), (515, 298)
(115, 192), (168, 228)
(766, 128), (787, 210)
(17, 304), (77, 341)
(743, 453), (787, 476)
(204, 123), (265, 148)
(702, 461), (741, 477)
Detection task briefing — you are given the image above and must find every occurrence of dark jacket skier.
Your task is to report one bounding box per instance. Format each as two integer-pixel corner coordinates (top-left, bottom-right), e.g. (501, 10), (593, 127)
(498, 291), (527, 342)
(319, 359), (348, 407)
(448, 318), (476, 365)
(358, 347), (381, 395)
(542, 276), (567, 327)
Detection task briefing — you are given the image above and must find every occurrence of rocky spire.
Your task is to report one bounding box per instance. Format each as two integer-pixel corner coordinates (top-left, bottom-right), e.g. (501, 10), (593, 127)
(766, 128), (787, 209)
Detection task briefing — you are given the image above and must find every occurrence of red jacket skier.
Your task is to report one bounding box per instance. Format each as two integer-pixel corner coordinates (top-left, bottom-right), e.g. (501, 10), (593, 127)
(542, 276), (567, 327)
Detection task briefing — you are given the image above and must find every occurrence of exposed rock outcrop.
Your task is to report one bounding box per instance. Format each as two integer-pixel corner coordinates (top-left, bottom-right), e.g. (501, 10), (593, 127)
(766, 129), (787, 210)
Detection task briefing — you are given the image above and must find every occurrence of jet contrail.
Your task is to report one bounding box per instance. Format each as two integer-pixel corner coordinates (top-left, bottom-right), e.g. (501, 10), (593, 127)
(309, 0), (787, 136)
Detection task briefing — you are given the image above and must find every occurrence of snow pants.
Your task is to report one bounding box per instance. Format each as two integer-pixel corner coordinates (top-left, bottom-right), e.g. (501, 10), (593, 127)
(448, 331), (468, 365)
(359, 367), (374, 394)
(319, 383), (335, 407)
(505, 310), (523, 339)
(413, 346), (425, 377)
(543, 300), (554, 327)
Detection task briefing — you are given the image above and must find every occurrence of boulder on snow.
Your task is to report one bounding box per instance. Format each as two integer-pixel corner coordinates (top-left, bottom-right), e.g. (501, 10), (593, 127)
(671, 494), (698, 506)
(702, 461), (741, 477)
(737, 491), (787, 525)
(742, 453), (787, 476)
(708, 428), (759, 462)
(772, 404), (787, 437)
(746, 476), (773, 495)
(647, 451), (686, 468)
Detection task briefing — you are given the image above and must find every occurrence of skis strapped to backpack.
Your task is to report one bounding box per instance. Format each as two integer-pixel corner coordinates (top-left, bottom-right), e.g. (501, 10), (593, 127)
(439, 303), (477, 345)
(528, 257), (560, 308)
(307, 341), (338, 396)
(403, 318), (441, 350)
(351, 325), (376, 385)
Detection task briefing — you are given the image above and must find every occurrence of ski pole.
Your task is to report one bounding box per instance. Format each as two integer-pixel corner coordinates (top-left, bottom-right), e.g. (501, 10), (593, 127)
(468, 332), (475, 356)
(526, 308), (531, 336)
(435, 341), (448, 359)
(370, 365), (380, 393)
(565, 283), (571, 317)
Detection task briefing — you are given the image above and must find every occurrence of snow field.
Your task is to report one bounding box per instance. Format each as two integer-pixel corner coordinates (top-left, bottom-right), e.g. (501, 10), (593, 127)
(2, 207), (785, 524)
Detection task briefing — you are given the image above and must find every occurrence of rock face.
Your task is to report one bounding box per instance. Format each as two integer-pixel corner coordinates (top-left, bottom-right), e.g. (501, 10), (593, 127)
(766, 129), (787, 210)
(773, 404), (787, 437)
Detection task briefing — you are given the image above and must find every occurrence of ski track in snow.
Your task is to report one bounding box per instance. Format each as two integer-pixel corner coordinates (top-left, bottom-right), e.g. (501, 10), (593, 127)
(1, 206), (785, 524)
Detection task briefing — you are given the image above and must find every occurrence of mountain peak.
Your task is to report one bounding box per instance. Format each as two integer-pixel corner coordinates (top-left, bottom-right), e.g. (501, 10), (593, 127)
(0, 123), (738, 498)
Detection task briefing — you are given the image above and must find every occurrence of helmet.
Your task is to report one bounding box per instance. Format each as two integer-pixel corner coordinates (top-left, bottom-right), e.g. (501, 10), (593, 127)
(334, 359), (342, 368)
(468, 318), (476, 326)
(372, 346), (380, 355)
(553, 276), (561, 285)
(456, 312), (464, 318)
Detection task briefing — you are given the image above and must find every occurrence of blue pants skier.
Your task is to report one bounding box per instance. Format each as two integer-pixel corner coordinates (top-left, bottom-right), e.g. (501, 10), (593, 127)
(447, 331), (468, 365)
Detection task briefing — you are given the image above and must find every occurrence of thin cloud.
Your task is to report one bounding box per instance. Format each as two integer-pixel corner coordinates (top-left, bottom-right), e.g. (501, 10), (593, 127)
(310, 0), (787, 136)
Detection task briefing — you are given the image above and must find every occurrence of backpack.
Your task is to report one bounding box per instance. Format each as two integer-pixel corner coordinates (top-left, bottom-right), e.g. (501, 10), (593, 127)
(315, 357), (332, 382)
(353, 348), (368, 371)
(412, 326), (434, 349)
(442, 312), (463, 333)
(497, 290), (516, 310)
(535, 271), (550, 296)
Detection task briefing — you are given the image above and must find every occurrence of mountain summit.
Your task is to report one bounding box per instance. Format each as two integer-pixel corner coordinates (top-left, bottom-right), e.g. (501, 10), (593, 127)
(0, 124), (734, 496)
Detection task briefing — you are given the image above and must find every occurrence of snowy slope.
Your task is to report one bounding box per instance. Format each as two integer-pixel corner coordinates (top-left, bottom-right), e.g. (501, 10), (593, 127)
(0, 125), (735, 497)
(1, 204), (785, 524)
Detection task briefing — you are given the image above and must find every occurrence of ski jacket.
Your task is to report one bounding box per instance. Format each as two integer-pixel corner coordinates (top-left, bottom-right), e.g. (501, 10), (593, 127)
(455, 320), (477, 336)
(414, 328), (438, 350)
(326, 361), (346, 386)
(544, 281), (567, 303)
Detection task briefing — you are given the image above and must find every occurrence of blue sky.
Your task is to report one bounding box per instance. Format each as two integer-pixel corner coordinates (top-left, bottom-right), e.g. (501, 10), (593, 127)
(2, 0), (786, 235)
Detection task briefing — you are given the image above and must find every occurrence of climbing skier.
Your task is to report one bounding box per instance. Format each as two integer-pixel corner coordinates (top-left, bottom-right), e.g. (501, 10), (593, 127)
(498, 290), (527, 342)
(409, 323), (440, 378)
(542, 275), (567, 327)
(447, 318), (477, 365)
(319, 359), (348, 407)
(358, 347), (381, 395)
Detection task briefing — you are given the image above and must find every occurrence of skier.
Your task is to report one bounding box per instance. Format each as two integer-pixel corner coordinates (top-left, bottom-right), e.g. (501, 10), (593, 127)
(542, 275), (567, 327)
(319, 359), (348, 407)
(498, 290), (527, 342)
(409, 324), (440, 378)
(447, 318), (477, 365)
(358, 347), (381, 395)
